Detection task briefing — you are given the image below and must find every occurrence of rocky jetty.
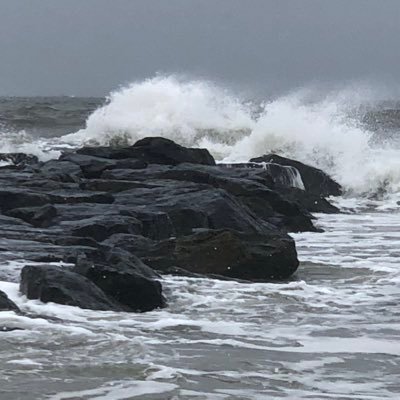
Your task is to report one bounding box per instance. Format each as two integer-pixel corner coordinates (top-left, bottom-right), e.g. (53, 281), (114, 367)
(0, 137), (341, 313)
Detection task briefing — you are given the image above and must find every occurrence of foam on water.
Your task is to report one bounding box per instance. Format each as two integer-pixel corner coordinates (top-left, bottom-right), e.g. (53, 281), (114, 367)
(0, 128), (60, 160)
(1, 203), (399, 398)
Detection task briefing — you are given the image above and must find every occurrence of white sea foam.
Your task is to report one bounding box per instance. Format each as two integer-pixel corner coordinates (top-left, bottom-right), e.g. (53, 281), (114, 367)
(1, 76), (399, 196)
(0, 129), (60, 160)
(1, 209), (399, 399)
(48, 380), (178, 400)
(56, 76), (400, 196)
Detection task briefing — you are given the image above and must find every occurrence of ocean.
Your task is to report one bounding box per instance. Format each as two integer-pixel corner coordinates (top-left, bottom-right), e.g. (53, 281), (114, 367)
(0, 76), (399, 399)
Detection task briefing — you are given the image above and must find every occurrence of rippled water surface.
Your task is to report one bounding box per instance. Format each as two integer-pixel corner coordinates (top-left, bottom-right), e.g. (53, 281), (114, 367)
(1, 200), (399, 399)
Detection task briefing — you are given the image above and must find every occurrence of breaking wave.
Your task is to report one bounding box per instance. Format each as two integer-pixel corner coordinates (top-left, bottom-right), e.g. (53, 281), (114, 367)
(29, 76), (400, 195)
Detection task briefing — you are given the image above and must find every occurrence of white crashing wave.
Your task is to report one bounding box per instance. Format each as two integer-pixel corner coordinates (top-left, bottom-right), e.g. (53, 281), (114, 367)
(0, 129), (61, 161)
(62, 76), (255, 149)
(6, 75), (400, 196)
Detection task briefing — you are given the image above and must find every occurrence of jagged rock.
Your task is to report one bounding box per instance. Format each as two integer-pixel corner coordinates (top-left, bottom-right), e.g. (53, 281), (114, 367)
(250, 154), (342, 196)
(79, 179), (147, 193)
(6, 204), (57, 227)
(0, 153), (39, 167)
(221, 162), (304, 190)
(172, 229), (299, 280)
(0, 139), (342, 314)
(275, 187), (340, 214)
(69, 214), (142, 242)
(78, 137), (216, 166)
(73, 249), (164, 312)
(104, 230), (299, 281)
(40, 160), (82, 182)
(0, 290), (20, 312)
(48, 191), (114, 205)
(115, 181), (274, 236)
(59, 153), (147, 179)
(20, 265), (125, 311)
(111, 164), (317, 232)
(0, 189), (50, 211)
(119, 209), (174, 240)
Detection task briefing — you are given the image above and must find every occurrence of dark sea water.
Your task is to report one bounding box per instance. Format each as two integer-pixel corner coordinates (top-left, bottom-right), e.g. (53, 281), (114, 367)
(0, 96), (102, 137)
(1, 78), (400, 399)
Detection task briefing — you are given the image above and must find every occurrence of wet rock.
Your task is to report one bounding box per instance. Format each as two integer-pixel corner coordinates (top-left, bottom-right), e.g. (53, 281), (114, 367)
(250, 154), (342, 197)
(172, 229), (298, 280)
(59, 154), (114, 179)
(119, 209), (174, 240)
(79, 179), (147, 193)
(73, 251), (165, 312)
(6, 204), (57, 227)
(48, 191), (114, 205)
(0, 189), (50, 211)
(221, 162), (303, 190)
(0, 153), (39, 167)
(0, 290), (20, 312)
(0, 138), (341, 313)
(40, 160), (82, 182)
(78, 137), (216, 166)
(20, 265), (125, 311)
(111, 164), (317, 232)
(60, 153), (147, 179)
(112, 230), (299, 281)
(69, 214), (142, 242)
(276, 187), (340, 214)
(102, 234), (156, 256)
(115, 182), (274, 236)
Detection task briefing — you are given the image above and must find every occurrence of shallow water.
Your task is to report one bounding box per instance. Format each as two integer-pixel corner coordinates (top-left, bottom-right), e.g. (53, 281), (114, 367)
(1, 199), (399, 399)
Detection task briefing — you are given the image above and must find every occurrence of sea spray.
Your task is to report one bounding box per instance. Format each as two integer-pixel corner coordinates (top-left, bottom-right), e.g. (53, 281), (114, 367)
(2, 76), (400, 195)
(62, 76), (255, 148)
(62, 76), (400, 195)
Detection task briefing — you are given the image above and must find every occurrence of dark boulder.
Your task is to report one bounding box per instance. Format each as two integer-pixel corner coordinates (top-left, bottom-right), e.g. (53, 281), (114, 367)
(131, 137), (216, 166)
(78, 137), (216, 166)
(0, 189), (50, 211)
(6, 204), (57, 228)
(73, 252), (165, 312)
(59, 153), (114, 179)
(79, 179), (147, 193)
(39, 160), (82, 182)
(0, 153), (39, 167)
(0, 290), (20, 312)
(20, 265), (125, 311)
(69, 214), (142, 242)
(250, 154), (342, 197)
(102, 233), (154, 252)
(119, 209), (174, 240)
(115, 182), (274, 236)
(221, 162), (304, 190)
(122, 229), (299, 281)
(49, 191), (114, 205)
(103, 231), (299, 281)
(59, 153), (147, 179)
(275, 187), (340, 214)
(98, 246), (161, 279)
(128, 164), (317, 232)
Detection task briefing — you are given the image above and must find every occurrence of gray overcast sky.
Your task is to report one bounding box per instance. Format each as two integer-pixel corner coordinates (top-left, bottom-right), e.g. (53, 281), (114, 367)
(0, 0), (400, 96)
